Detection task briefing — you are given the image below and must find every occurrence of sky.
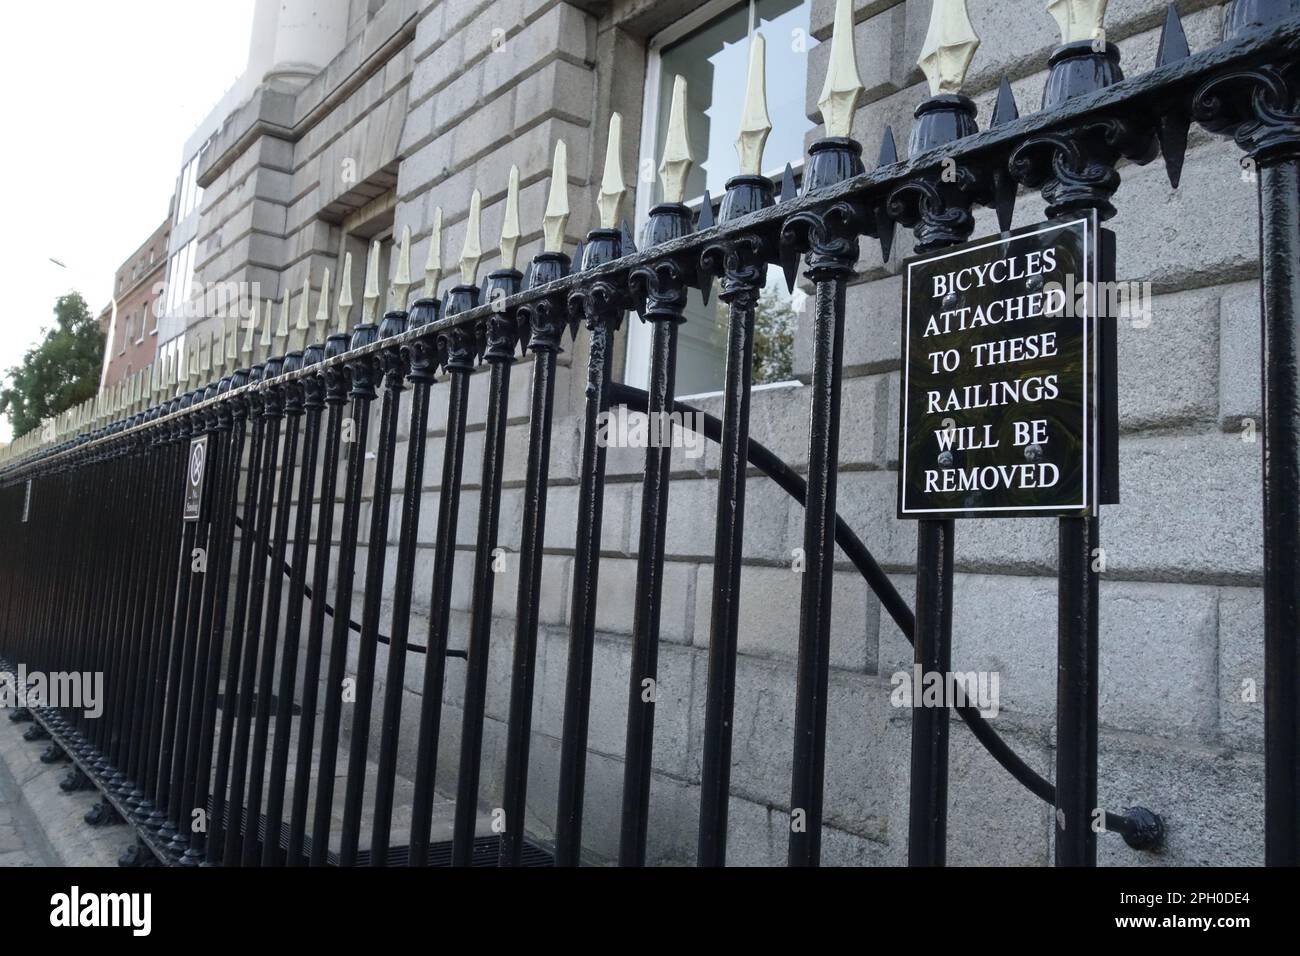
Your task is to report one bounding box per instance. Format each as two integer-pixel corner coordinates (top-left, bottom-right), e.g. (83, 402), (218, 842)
(0, 0), (256, 442)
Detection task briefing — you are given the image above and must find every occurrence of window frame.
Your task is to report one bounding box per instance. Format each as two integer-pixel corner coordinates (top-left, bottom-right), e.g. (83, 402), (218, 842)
(625, 0), (809, 395)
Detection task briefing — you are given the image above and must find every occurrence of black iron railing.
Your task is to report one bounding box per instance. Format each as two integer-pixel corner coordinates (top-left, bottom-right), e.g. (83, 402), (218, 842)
(0, 1), (1297, 867)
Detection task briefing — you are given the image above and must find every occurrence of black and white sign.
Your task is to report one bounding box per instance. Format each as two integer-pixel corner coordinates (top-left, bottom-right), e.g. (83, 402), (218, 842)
(898, 216), (1103, 519)
(183, 436), (207, 521)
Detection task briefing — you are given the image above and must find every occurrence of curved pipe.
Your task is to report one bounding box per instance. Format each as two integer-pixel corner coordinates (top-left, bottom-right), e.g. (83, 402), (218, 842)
(609, 382), (1154, 843)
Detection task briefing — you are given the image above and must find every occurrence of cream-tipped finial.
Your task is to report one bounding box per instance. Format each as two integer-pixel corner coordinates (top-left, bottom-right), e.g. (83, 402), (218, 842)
(660, 75), (694, 202)
(736, 35), (771, 176)
(818, 0), (865, 137)
(199, 335), (211, 376)
(225, 315), (238, 363)
(390, 226), (413, 312)
(422, 208), (443, 299)
(500, 166), (521, 271)
(211, 330), (224, 375)
(918, 0), (981, 96)
(542, 142), (569, 253)
(598, 112), (626, 229)
(1047, 0), (1107, 44)
(259, 297), (273, 363)
(362, 239), (381, 324)
(315, 267), (330, 341)
(295, 275), (310, 348)
(275, 294), (290, 352)
(460, 189), (483, 286)
(337, 252), (353, 334)
(242, 295), (258, 360)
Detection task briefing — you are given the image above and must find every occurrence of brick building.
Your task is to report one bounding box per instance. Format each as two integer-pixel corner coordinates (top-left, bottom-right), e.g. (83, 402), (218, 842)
(97, 216), (171, 390)
(163, 0), (1265, 865)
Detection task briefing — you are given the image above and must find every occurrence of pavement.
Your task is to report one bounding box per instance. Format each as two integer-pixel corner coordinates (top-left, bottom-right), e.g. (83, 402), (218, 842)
(0, 713), (136, 867)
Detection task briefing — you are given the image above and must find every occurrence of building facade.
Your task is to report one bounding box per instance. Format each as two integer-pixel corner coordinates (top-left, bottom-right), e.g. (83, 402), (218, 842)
(97, 216), (171, 391)
(165, 0), (1265, 865)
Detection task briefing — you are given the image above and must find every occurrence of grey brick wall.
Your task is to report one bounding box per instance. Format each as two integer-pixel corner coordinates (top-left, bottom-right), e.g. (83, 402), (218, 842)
(201, 0), (1266, 865)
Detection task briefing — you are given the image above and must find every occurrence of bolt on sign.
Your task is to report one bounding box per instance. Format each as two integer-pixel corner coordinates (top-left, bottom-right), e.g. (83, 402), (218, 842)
(897, 215), (1117, 519)
(183, 436), (207, 521)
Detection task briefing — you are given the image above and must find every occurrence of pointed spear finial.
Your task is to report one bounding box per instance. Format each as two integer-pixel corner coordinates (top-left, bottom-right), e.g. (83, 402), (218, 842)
(242, 293), (258, 362)
(314, 267), (331, 342)
(295, 275), (311, 348)
(500, 165), (522, 271)
(660, 76), (695, 202)
(259, 296), (273, 363)
(225, 314), (239, 364)
(199, 334), (212, 378)
(598, 112), (626, 228)
(543, 142), (569, 253)
(336, 252), (353, 334)
(422, 208), (443, 299)
(274, 294), (290, 353)
(390, 226), (413, 311)
(460, 189), (483, 285)
(1047, 0), (1108, 44)
(818, 0), (864, 138)
(919, 0), (981, 96)
(362, 239), (382, 324)
(211, 329), (225, 376)
(736, 35), (771, 175)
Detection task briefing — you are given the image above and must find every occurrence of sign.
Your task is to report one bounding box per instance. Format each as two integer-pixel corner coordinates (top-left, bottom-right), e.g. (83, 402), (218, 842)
(183, 436), (207, 521)
(21, 480), (31, 523)
(898, 216), (1107, 519)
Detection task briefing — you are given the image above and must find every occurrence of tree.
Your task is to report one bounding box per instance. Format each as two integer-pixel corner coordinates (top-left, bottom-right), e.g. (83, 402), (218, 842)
(0, 292), (105, 438)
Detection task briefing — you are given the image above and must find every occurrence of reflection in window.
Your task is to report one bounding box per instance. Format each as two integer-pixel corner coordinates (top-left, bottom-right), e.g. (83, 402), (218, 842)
(630, 0), (814, 395)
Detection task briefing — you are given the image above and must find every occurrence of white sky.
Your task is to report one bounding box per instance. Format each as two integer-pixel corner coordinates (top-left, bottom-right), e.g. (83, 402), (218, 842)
(0, 0), (255, 442)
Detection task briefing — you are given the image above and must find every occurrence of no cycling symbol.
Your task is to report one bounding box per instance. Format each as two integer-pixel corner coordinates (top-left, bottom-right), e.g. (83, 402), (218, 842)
(183, 436), (207, 521)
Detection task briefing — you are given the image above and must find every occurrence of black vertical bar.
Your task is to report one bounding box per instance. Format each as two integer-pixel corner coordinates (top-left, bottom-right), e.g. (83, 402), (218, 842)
(288, 348), (345, 865)
(909, 519), (954, 865)
(452, 273), (520, 867)
(370, 319), (438, 865)
(1257, 157), (1300, 867)
(1056, 515), (1098, 865)
(407, 309), (475, 866)
(338, 324), (395, 866)
(697, 288), (756, 868)
(789, 273), (848, 868)
(310, 329), (375, 867)
(555, 246), (621, 866)
(620, 290), (684, 866)
(500, 264), (567, 867)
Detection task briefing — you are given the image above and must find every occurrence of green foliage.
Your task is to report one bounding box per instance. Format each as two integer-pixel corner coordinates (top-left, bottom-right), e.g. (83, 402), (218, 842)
(752, 282), (796, 384)
(0, 292), (105, 437)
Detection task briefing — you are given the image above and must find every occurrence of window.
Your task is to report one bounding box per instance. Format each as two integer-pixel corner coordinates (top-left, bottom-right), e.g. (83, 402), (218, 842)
(165, 239), (198, 319)
(626, 0), (814, 395)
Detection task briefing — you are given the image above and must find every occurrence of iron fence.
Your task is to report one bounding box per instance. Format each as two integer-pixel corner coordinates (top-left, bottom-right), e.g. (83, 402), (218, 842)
(0, 0), (1297, 867)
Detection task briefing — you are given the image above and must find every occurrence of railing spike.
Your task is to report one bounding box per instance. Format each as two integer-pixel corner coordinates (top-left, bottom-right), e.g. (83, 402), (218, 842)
(919, 0), (981, 96)
(597, 112), (626, 229)
(501, 166), (522, 272)
(1156, 3), (1191, 188)
(620, 218), (637, 256)
(315, 266), (331, 343)
(543, 142), (569, 254)
(991, 77), (1020, 231)
(337, 251), (354, 335)
(242, 293), (258, 361)
(226, 314), (239, 363)
(875, 126), (899, 261)
(661, 75), (694, 202)
(780, 162), (797, 203)
(736, 33), (771, 176)
(460, 189), (483, 286)
(275, 293), (291, 352)
(818, 0), (864, 137)
(362, 238), (382, 325)
(422, 208), (443, 299)
(1047, 0), (1108, 44)
(295, 274), (311, 349)
(696, 189), (714, 305)
(390, 226), (413, 312)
